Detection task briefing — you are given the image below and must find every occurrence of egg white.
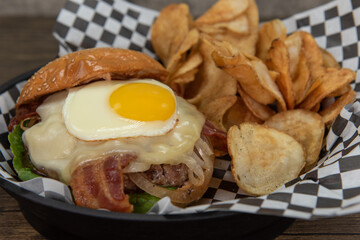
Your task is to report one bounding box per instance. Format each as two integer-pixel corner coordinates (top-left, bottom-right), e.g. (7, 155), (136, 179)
(62, 79), (179, 141)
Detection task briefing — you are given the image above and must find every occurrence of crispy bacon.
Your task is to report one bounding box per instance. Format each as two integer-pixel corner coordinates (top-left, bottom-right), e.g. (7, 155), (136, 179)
(8, 103), (41, 131)
(70, 153), (136, 212)
(202, 120), (228, 156)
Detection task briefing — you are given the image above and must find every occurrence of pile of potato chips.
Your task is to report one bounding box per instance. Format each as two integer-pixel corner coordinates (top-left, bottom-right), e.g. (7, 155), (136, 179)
(151, 0), (357, 195)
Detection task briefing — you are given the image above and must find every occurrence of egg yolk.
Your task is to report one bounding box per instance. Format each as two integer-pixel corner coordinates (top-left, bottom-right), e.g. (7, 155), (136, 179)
(109, 82), (176, 121)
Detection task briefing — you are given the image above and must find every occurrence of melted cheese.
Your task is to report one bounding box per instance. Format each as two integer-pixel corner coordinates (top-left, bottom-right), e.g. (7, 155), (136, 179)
(22, 88), (205, 185)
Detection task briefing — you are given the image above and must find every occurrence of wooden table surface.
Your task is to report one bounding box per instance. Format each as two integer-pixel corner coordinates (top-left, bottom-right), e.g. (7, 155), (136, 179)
(0, 16), (360, 240)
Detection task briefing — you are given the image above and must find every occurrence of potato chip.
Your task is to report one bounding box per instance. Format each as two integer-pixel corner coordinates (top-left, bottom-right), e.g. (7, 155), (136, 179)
(223, 97), (263, 130)
(211, 45), (286, 109)
(311, 103), (321, 112)
(321, 48), (340, 69)
(151, 4), (192, 67)
(204, 33), (239, 58)
(185, 35), (237, 109)
(251, 59), (287, 111)
(228, 123), (305, 196)
(268, 70), (280, 81)
(168, 50), (203, 96)
(200, 95), (238, 132)
(171, 51), (202, 80)
(194, 0), (249, 25)
(268, 39), (295, 109)
(284, 32), (302, 78)
(173, 69), (198, 85)
(238, 84), (276, 121)
(292, 50), (311, 104)
(327, 84), (352, 98)
(215, 56), (270, 102)
(299, 31), (325, 80)
(195, 0), (258, 55)
(170, 69), (199, 96)
(214, 15), (250, 35)
(229, 0), (259, 55)
(264, 109), (325, 170)
(198, 15), (250, 35)
(195, 25), (225, 35)
(166, 29), (200, 75)
(320, 89), (356, 127)
(256, 19), (287, 62)
(297, 77), (323, 105)
(292, 32), (333, 105)
(299, 68), (356, 110)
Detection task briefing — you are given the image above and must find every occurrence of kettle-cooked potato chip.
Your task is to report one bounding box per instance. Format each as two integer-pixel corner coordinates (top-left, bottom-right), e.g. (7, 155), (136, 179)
(267, 39), (295, 109)
(185, 35), (237, 109)
(168, 48), (203, 96)
(256, 19), (287, 62)
(292, 50), (311, 105)
(311, 103), (321, 112)
(213, 15), (250, 35)
(195, 0), (259, 55)
(319, 89), (356, 127)
(197, 15), (250, 36)
(200, 95), (238, 132)
(151, 4), (192, 67)
(212, 45), (286, 110)
(228, 123), (305, 196)
(264, 109), (325, 170)
(296, 76), (323, 106)
(223, 97), (263, 130)
(194, 0), (249, 25)
(228, 0), (259, 55)
(321, 48), (340, 69)
(299, 31), (325, 80)
(299, 68), (356, 110)
(237, 84), (276, 121)
(166, 28), (200, 75)
(171, 51), (202, 80)
(327, 84), (352, 98)
(251, 59), (287, 111)
(284, 32), (302, 78)
(170, 69), (199, 97)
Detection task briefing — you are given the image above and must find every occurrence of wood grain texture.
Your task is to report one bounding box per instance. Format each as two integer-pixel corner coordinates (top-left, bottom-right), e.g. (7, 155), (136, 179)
(0, 16), (360, 240)
(0, 17), (58, 86)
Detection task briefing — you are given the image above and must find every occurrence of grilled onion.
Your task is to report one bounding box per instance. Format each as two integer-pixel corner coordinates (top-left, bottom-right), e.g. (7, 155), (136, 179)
(129, 136), (214, 204)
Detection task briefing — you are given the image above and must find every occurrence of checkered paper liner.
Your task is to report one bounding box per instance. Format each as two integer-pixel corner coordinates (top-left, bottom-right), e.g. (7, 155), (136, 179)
(1, 0), (360, 220)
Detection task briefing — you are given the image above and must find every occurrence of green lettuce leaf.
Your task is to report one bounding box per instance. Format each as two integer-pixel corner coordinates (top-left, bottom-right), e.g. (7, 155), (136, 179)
(129, 192), (160, 213)
(8, 125), (42, 181)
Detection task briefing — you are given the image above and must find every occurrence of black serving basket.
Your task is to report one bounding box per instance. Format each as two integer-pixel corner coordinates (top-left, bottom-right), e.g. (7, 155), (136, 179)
(0, 70), (294, 240)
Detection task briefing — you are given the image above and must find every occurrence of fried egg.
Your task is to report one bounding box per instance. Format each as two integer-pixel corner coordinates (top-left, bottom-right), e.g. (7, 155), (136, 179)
(62, 79), (178, 141)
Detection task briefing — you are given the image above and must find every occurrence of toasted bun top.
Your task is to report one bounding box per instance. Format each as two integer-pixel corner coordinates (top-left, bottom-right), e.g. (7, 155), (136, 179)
(16, 48), (168, 108)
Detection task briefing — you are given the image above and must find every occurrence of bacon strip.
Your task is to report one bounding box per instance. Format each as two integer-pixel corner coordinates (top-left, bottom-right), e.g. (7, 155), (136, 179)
(202, 120), (228, 156)
(8, 102), (41, 131)
(70, 153), (136, 212)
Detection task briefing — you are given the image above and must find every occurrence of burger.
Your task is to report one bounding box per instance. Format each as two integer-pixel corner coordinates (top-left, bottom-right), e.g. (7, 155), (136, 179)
(8, 48), (225, 213)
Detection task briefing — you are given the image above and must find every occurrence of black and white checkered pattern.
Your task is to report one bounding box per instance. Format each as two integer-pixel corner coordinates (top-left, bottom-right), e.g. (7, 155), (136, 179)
(1, 0), (360, 220)
(53, 0), (158, 57)
(282, 0), (360, 85)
